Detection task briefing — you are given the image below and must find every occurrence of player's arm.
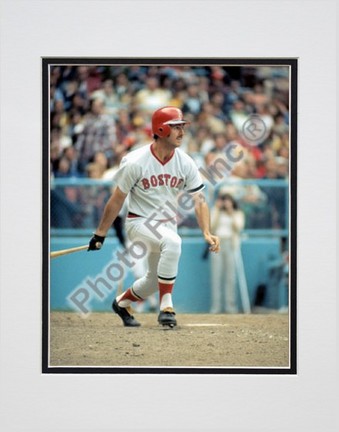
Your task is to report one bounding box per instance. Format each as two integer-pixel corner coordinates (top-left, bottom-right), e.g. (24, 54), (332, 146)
(192, 191), (220, 253)
(88, 186), (127, 251)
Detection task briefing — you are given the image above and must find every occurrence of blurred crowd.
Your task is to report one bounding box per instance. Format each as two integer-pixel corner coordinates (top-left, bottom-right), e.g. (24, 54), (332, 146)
(50, 64), (290, 229)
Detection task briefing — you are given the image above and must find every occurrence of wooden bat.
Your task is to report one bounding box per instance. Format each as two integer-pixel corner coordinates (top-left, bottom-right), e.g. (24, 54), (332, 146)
(50, 244), (93, 259)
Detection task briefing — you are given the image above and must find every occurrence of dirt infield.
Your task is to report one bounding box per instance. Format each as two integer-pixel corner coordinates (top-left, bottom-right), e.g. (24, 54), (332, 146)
(49, 311), (290, 369)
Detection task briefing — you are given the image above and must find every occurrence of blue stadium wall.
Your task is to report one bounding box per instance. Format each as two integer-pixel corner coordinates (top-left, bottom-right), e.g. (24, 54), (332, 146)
(50, 235), (287, 313)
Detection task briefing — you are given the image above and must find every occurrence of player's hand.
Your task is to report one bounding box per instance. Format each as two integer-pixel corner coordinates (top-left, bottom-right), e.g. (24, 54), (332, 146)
(88, 234), (105, 251)
(204, 233), (220, 253)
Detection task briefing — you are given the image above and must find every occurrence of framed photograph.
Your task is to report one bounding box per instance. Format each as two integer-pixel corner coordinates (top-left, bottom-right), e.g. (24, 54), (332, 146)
(42, 58), (297, 374)
(1, 1), (336, 431)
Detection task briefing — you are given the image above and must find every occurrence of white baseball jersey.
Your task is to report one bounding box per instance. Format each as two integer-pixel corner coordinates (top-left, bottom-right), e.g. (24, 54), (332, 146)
(113, 143), (204, 221)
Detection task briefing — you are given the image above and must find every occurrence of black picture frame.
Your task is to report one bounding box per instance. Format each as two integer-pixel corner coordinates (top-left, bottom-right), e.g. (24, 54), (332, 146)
(42, 57), (297, 375)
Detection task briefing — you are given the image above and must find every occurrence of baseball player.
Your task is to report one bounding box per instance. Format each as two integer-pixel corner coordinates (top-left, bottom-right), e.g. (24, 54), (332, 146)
(88, 106), (220, 327)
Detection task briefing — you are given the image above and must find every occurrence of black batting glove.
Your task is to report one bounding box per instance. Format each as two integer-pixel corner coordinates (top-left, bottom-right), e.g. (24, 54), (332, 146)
(88, 234), (105, 251)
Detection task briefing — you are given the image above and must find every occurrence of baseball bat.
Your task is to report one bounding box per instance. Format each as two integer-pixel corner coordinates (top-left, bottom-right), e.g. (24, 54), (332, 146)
(50, 244), (94, 259)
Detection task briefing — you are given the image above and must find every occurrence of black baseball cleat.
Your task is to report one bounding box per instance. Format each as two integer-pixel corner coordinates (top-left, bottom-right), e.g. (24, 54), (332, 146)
(158, 308), (177, 327)
(112, 299), (141, 327)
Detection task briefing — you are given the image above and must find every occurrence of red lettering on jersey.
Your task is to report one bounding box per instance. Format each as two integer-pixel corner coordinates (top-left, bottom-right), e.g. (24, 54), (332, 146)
(141, 178), (150, 189)
(164, 174), (171, 185)
(170, 176), (178, 187)
(141, 175), (184, 189)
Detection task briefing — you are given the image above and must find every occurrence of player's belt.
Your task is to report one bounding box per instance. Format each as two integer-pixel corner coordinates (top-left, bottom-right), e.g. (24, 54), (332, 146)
(127, 212), (143, 218)
(127, 211), (177, 223)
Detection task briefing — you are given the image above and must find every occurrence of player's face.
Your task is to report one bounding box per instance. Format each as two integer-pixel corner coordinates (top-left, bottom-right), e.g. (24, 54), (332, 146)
(166, 124), (186, 147)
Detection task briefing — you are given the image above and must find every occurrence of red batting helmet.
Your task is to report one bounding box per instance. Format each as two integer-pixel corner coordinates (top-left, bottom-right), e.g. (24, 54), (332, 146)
(151, 106), (189, 138)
